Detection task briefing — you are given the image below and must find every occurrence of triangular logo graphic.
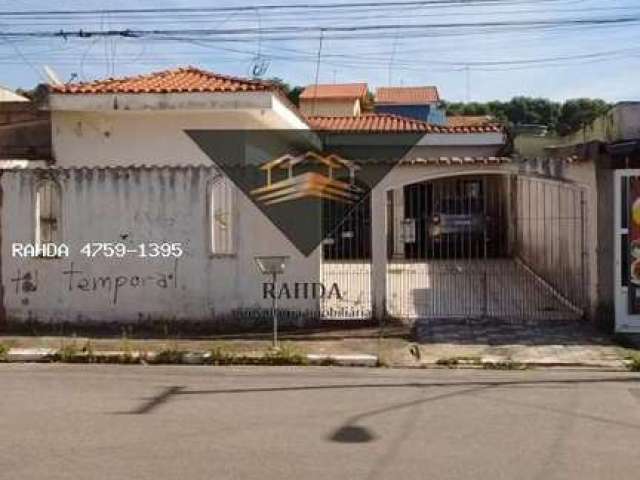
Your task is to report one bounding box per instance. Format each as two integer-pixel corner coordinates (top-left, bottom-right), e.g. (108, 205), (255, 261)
(186, 129), (424, 256)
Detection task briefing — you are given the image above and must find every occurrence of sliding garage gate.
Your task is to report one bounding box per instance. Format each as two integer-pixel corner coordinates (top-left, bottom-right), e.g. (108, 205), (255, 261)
(386, 174), (588, 321)
(320, 173), (588, 322)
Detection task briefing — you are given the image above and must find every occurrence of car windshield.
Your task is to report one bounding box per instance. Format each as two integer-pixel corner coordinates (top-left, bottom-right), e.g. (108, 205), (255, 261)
(436, 198), (483, 214)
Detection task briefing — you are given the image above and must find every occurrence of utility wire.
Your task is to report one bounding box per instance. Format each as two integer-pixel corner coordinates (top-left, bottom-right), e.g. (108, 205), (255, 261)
(0, 1), (575, 17)
(312, 29), (325, 116)
(1, 15), (637, 41)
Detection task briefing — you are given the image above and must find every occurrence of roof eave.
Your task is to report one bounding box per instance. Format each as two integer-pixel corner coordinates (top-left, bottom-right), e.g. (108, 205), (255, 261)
(48, 90), (277, 112)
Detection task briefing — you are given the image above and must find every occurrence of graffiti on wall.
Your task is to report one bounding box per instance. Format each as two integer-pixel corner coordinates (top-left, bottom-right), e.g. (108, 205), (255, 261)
(10, 260), (179, 305)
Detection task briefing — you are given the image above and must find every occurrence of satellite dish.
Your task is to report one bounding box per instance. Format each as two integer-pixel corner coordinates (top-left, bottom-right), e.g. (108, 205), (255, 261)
(43, 65), (63, 86)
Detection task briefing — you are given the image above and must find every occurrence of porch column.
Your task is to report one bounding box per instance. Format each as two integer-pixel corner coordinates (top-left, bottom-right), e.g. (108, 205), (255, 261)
(391, 187), (406, 259)
(371, 185), (388, 319)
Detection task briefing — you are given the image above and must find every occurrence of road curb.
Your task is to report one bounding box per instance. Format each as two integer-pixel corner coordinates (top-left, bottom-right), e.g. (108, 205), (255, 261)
(406, 360), (631, 371)
(1, 348), (380, 367)
(306, 353), (379, 367)
(6, 348), (57, 362)
(0, 348), (631, 370)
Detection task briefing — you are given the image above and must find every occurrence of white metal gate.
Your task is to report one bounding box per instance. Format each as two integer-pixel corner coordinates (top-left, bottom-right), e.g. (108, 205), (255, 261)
(386, 173), (587, 321)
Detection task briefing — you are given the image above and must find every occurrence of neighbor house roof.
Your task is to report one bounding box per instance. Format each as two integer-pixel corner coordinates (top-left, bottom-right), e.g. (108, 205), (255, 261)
(307, 114), (502, 133)
(447, 115), (494, 128)
(299, 83), (368, 101)
(0, 85), (29, 102)
(50, 67), (278, 94)
(375, 86), (440, 105)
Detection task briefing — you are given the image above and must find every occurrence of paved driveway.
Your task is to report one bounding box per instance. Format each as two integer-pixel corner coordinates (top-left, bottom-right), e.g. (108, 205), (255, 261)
(413, 318), (628, 367)
(387, 259), (581, 320)
(1, 365), (639, 480)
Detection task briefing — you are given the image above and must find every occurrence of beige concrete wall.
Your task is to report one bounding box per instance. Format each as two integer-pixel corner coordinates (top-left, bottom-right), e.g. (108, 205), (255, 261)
(514, 134), (560, 158)
(0, 166), (322, 326)
(299, 99), (360, 117)
(559, 161), (599, 318)
(51, 110), (307, 167)
(551, 103), (640, 147)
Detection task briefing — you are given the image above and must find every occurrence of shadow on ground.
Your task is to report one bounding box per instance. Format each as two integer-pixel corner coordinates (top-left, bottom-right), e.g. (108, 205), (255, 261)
(414, 318), (615, 347)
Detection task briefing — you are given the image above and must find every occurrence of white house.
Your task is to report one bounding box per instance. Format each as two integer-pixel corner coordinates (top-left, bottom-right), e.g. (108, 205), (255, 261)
(0, 66), (538, 332)
(0, 85), (29, 103)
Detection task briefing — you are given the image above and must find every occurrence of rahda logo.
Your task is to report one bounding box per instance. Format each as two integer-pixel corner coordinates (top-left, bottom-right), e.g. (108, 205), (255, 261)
(187, 130), (422, 302)
(186, 129), (423, 257)
(250, 152), (362, 206)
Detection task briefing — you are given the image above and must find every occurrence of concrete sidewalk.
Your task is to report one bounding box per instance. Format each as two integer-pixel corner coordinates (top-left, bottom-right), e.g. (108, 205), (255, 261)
(1, 322), (638, 369)
(411, 319), (634, 369)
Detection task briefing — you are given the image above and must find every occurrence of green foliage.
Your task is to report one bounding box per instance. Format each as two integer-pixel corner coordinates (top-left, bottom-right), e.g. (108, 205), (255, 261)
(0, 343), (8, 362)
(206, 342), (307, 366)
(153, 348), (184, 364)
(628, 356), (640, 372)
(58, 339), (79, 362)
(555, 98), (610, 136)
(208, 342), (234, 365)
(267, 77), (304, 106)
(482, 361), (527, 370)
(264, 343), (308, 365)
(119, 331), (136, 363)
(362, 90), (376, 112)
(444, 96), (610, 136)
(436, 357), (459, 367)
(435, 356), (482, 368)
(81, 340), (97, 363)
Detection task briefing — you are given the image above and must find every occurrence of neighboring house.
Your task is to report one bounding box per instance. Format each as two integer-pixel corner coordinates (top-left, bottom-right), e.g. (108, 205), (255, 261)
(299, 83), (368, 117)
(307, 113), (503, 158)
(512, 102), (640, 334)
(374, 86), (446, 125)
(0, 98), (51, 163)
(8, 66), (612, 333)
(0, 85), (29, 103)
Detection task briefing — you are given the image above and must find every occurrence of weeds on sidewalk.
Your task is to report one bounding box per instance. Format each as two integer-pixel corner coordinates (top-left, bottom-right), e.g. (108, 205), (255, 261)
(627, 355), (640, 372)
(436, 356), (482, 368)
(0, 343), (7, 362)
(435, 356), (526, 370)
(153, 346), (184, 364)
(208, 342), (234, 365)
(482, 360), (527, 370)
(264, 344), (307, 366)
(58, 339), (79, 363)
(205, 342), (308, 366)
(119, 331), (137, 364)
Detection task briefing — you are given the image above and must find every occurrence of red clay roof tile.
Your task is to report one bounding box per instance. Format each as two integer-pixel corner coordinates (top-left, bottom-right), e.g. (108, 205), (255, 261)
(299, 83), (368, 100)
(307, 114), (501, 134)
(50, 67), (277, 95)
(375, 86), (440, 104)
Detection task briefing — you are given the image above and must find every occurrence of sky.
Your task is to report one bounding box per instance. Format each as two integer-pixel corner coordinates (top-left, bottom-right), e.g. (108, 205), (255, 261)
(0, 0), (639, 102)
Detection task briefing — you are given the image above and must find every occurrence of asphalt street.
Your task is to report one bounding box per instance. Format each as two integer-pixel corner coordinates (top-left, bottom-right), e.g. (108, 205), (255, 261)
(1, 365), (639, 480)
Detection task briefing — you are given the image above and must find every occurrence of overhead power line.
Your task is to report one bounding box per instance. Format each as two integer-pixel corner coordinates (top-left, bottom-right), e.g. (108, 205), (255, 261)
(1, 15), (637, 40)
(0, 0), (573, 17)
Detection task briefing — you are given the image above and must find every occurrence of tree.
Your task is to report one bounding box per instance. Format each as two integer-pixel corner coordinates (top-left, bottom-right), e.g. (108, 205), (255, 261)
(555, 98), (610, 136)
(266, 77), (303, 106)
(443, 97), (609, 136)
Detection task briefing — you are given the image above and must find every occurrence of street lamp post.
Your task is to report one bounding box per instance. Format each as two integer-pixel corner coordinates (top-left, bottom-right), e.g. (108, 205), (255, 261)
(254, 256), (289, 348)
